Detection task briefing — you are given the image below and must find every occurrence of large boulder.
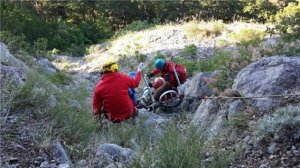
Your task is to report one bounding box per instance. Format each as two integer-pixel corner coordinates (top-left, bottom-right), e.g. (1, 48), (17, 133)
(0, 42), (28, 70)
(1, 65), (27, 87)
(232, 56), (300, 112)
(191, 99), (246, 140)
(179, 71), (218, 112)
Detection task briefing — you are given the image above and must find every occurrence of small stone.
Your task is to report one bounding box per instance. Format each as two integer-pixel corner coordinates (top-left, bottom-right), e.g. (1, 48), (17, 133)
(76, 160), (87, 167)
(281, 157), (289, 164)
(58, 163), (70, 168)
(292, 150), (300, 157)
(269, 155), (274, 159)
(9, 157), (18, 164)
(291, 146), (296, 150)
(259, 163), (268, 168)
(36, 156), (44, 162)
(40, 161), (49, 168)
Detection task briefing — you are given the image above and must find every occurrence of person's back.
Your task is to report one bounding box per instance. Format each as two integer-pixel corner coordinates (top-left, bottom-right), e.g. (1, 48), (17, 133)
(92, 61), (145, 123)
(94, 72), (137, 121)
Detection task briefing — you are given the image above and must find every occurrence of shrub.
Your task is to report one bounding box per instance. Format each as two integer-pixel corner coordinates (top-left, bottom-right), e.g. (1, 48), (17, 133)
(254, 105), (300, 141)
(48, 71), (72, 85)
(179, 44), (197, 59)
(135, 51), (147, 63)
(0, 31), (30, 54)
(197, 50), (231, 72)
(273, 2), (300, 41)
(113, 20), (155, 38)
(229, 28), (266, 47)
(184, 20), (226, 39)
(33, 38), (48, 56)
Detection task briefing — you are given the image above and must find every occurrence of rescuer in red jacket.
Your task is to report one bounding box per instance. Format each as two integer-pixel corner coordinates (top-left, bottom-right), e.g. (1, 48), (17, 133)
(92, 61), (145, 123)
(148, 58), (187, 101)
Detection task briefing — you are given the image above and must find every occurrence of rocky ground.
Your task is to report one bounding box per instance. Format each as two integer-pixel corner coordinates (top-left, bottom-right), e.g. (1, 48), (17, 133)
(0, 109), (55, 168)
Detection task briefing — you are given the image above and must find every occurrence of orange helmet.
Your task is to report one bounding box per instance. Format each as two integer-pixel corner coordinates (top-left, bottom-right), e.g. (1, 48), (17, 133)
(153, 77), (165, 89)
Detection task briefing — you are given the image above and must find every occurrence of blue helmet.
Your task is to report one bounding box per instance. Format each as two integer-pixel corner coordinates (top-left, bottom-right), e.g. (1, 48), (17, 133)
(128, 71), (136, 78)
(154, 59), (166, 69)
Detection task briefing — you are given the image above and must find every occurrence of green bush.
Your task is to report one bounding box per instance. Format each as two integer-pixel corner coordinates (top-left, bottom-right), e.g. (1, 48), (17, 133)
(174, 49), (231, 76)
(229, 28), (266, 47)
(184, 20), (226, 39)
(135, 51), (147, 63)
(12, 71), (52, 109)
(33, 38), (48, 56)
(273, 2), (300, 41)
(179, 44), (197, 59)
(0, 31), (29, 54)
(198, 50), (231, 71)
(48, 71), (72, 85)
(113, 20), (155, 38)
(254, 105), (300, 141)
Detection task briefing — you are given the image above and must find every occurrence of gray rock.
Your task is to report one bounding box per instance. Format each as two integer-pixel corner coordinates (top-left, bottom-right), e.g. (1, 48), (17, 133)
(179, 71), (217, 112)
(46, 95), (57, 108)
(0, 42), (28, 69)
(75, 160), (87, 168)
(191, 99), (225, 140)
(1, 64), (27, 87)
(95, 143), (133, 167)
(233, 56), (300, 112)
(37, 58), (58, 74)
(58, 163), (70, 168)
(96, 143), (133, 161)
(40, 161), (49, 168)
(228, 100), (245, 122)
(52, 142), (72, 167)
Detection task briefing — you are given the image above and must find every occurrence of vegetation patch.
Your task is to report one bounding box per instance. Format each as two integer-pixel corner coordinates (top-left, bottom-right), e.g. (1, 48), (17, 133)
(184, 20), (226, 39)
(229, 28), (266, 47)
(254, 105), (300, 142)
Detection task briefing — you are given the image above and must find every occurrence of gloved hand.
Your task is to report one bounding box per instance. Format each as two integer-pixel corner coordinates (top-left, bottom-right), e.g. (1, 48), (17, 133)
(137, 62), (145, 72)
(147, 73), (153, 78)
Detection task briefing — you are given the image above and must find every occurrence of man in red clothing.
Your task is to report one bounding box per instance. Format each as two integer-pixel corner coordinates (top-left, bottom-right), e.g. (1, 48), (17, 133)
(92, 60), (145, 123)
(148, 58), (187, 101)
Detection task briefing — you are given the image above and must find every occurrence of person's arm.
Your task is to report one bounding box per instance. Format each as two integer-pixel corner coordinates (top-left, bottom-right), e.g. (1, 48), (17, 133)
(150, 68), (161, 76)
(92, 89), (103, 118)
(125, 71), (142, 88)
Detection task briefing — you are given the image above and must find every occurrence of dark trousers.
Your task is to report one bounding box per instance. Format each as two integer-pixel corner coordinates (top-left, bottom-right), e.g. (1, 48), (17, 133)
(153, 82), (173, 101)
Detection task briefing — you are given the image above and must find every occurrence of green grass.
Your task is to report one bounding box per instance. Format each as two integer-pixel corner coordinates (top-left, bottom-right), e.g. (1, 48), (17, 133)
(12, 70), (53, 109)
(131, 124), (204, 168)
(48, 70), (72, 85)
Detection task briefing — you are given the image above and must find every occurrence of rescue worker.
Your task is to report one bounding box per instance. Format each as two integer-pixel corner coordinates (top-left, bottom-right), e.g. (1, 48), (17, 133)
(92, 61), (145, 123)
(148, 58), (187, 101)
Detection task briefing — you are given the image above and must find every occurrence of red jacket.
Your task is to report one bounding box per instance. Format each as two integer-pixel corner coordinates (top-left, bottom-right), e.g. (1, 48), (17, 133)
(92, 71), (141, 122)
(151, 62), (186, 87)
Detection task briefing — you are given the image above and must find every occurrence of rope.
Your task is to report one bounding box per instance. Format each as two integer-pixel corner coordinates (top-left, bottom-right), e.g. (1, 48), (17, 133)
(183, 93), (300, 101)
